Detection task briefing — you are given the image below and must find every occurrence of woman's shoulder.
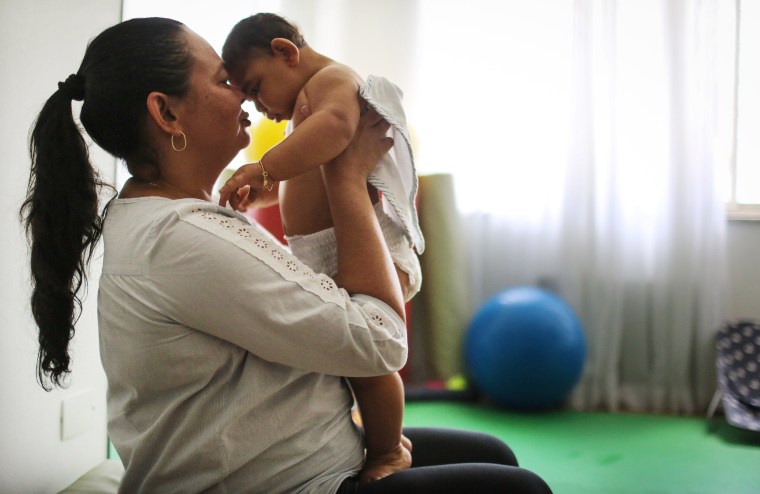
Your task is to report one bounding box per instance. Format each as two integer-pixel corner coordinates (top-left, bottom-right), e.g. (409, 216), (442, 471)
(106, 198), (347, 304)
(108, 196), (230, 220)
(106, 197), (257, 242)
(103, 198), (283, 272)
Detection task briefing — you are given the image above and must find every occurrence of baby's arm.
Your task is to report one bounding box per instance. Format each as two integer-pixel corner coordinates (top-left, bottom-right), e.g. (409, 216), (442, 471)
(219, 67), (362, 210)
(269, 67), (362, 178)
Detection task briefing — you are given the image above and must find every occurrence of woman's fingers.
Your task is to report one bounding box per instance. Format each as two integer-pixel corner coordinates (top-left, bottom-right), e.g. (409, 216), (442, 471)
(359, 108), (386, 129)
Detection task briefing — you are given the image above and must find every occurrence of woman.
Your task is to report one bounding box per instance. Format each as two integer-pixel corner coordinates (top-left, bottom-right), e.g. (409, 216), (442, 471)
(21, 17), (551, 494)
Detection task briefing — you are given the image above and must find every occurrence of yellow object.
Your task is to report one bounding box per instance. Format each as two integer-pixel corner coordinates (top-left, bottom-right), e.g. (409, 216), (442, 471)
(446, 375), (468, 391)
(246, 117), (288, 162)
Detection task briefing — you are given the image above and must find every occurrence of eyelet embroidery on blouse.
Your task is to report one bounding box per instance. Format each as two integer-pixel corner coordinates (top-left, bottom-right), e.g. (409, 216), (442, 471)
(364, 305), (405, 339)
(369, 311), (386, 326)
(182, 204), (344, 307)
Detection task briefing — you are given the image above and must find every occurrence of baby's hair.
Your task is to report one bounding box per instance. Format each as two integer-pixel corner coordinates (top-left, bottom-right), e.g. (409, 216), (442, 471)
(223, 13), (306, 70)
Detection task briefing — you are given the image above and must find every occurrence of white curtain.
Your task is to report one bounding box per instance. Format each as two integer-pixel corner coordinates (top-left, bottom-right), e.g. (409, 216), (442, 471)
(559, 0), (734, 413)
(458, 0), (734, 414)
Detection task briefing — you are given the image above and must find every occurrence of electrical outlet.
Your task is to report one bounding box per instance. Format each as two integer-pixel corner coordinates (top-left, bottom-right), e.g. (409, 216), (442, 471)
(60, 387), (97, 441)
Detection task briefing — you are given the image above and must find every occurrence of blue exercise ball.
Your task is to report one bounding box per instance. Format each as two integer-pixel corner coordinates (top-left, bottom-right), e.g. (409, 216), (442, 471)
(465, 286), (586, 410)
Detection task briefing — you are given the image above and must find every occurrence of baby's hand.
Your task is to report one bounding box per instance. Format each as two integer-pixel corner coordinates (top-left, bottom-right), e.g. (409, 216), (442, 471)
(218, 163), (273, 211)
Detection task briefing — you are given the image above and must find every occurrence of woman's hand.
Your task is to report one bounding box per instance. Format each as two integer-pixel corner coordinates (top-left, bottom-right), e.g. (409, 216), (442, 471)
(323, 109), (393, 183)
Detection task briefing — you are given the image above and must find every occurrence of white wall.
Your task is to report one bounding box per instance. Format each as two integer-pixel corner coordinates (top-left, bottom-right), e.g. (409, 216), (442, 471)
(727, 222), (760, 321)
(0, 0), (121, 492)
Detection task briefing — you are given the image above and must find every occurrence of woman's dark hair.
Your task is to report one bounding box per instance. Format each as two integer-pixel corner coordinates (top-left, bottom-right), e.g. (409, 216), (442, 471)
(20, 17), (193, 390)
(222, 13), (306, 70)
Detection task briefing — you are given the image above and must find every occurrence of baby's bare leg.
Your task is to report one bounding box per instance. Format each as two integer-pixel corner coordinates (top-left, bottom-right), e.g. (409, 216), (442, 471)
(282, 170), (412, 481)
(349, 372), (412, 483)
(279, 168), (334, 236)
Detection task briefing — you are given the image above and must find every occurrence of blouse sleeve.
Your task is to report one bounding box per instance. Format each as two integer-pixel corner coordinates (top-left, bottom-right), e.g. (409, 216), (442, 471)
(147, 203), (407, 377)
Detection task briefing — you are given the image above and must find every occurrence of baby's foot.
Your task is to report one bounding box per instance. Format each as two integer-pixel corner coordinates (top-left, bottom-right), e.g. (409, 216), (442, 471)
(401, 434), (413, 452)
(359, 443), (412, 484)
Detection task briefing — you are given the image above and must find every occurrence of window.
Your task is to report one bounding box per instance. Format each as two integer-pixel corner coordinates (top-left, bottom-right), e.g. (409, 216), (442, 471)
(730, 0), (760, 219)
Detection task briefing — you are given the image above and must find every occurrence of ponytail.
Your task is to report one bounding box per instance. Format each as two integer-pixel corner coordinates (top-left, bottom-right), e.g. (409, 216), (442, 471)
(20, 84), (111, 390)
(20, 17), (190, 390)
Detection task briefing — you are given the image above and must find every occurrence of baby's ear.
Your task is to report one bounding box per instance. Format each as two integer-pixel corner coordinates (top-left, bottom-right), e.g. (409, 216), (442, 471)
(271, 38), (300, 66)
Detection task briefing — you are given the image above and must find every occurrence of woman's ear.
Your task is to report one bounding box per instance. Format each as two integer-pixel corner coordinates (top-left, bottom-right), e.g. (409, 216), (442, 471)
(270, 38), (300, 66)
(146, 91), (181, 134)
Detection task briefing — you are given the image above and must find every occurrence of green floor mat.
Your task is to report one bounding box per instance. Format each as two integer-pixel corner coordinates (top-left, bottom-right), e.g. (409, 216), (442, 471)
(403, 401), (760, 494)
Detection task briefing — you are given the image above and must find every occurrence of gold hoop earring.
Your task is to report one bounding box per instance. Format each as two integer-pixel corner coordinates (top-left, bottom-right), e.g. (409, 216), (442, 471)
(171, 131), (187, 152)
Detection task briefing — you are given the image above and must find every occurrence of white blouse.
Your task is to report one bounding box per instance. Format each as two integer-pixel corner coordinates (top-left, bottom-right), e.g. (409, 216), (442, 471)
(98, 197), (407, 494)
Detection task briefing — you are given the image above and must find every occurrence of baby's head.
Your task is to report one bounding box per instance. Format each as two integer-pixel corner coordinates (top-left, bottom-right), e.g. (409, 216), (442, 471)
(223, 13), (305, 65)
(223, 13), (307, 121)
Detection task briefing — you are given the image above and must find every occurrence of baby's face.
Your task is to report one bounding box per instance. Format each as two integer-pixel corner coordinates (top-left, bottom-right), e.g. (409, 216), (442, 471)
(229, 54), (301, 122)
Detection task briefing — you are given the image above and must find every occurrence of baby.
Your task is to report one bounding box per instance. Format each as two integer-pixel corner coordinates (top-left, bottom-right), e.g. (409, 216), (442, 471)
(218, 13), (424, 483)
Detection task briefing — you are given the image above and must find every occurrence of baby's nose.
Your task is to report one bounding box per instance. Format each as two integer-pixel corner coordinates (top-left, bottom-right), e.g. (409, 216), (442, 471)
(252, 99), (266, 114)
